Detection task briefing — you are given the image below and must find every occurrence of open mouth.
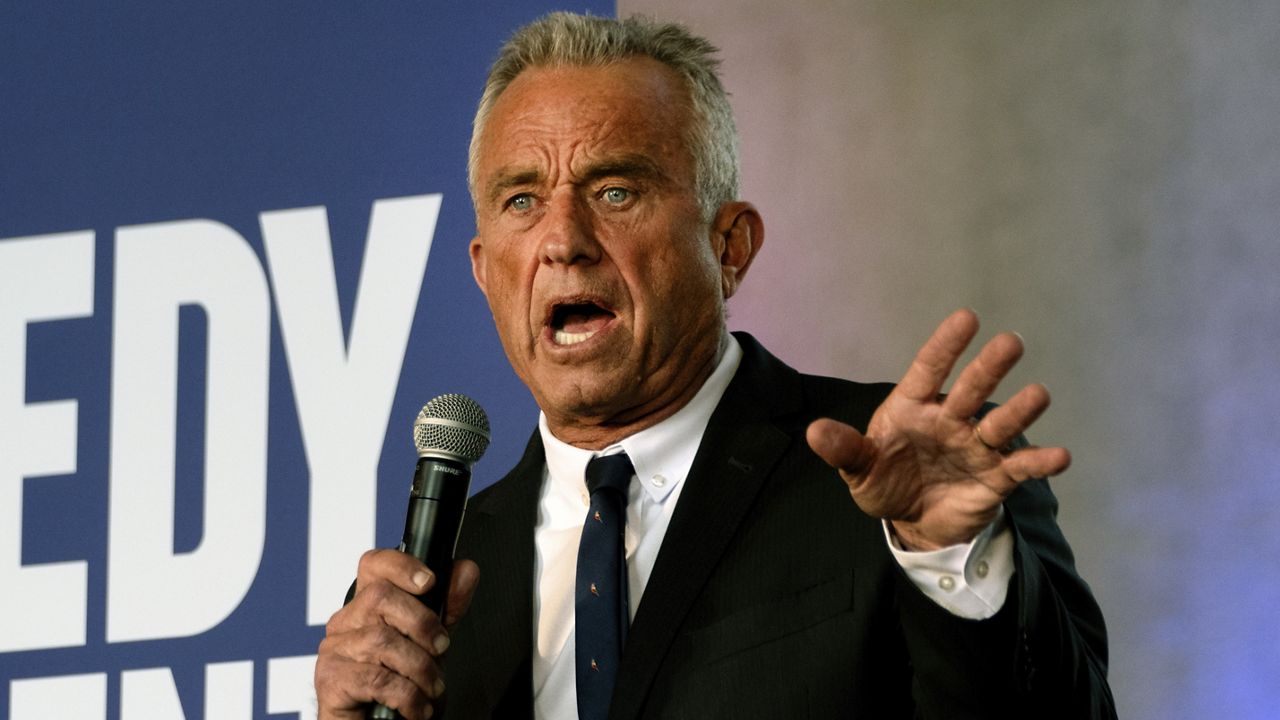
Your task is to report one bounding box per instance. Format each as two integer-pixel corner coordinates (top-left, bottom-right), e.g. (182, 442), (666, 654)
(549, 301), (615, 346)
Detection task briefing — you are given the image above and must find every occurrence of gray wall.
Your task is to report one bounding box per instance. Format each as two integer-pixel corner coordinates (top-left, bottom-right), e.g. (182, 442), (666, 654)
(619, 1), (1280, 717)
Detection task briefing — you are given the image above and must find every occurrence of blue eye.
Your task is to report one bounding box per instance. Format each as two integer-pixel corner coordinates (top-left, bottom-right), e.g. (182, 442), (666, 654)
(603, 187), (630, 204)
(508, 193), (534, 211)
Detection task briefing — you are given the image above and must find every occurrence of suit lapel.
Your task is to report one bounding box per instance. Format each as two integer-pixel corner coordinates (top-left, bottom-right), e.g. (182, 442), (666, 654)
(610, 334), (802, 719)
(454, 431), (545, 716)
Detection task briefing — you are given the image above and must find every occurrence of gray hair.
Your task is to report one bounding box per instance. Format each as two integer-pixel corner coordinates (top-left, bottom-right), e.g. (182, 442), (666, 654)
(467, 12), (740, 221)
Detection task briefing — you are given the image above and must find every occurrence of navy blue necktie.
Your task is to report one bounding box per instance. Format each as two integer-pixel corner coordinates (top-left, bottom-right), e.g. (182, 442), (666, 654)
(575, 452), (634, 720)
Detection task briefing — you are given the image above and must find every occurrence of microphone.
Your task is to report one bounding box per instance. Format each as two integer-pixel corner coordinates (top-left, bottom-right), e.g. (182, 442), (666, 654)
(371, 393), (490, 720)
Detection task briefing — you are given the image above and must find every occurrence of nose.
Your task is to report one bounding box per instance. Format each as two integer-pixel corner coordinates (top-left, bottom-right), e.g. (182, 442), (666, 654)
(538, 193), (601, 267)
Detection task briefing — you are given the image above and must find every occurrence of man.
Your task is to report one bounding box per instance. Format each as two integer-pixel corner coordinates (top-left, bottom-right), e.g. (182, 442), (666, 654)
(315, 13), (1115, 719)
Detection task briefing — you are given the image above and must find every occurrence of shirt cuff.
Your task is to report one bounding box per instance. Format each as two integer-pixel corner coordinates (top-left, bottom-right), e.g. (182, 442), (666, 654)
(882, 506), (1014, 619)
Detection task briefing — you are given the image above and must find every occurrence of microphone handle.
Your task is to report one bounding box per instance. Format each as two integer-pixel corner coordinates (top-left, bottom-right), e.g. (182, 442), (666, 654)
(370, 455), (472, 720)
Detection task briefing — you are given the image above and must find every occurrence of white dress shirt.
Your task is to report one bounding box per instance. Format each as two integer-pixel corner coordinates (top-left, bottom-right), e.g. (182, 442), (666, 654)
(531, 336), (1013, 719)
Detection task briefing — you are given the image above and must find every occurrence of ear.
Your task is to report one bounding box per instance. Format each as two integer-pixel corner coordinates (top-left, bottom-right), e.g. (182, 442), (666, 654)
(469, 236), (490, 298)
(709, 201), (764, 299)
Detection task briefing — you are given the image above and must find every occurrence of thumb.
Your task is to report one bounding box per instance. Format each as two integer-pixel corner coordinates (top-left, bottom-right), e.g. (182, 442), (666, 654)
(806, 418), (877, 474)
(444, 559), (480, 628)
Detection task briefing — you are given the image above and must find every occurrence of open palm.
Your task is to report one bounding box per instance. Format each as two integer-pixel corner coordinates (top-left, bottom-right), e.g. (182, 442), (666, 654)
(807, 309), (1071, 550)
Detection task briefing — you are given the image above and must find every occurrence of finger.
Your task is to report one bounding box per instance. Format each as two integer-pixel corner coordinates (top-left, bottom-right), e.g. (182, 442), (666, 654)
(443, 560), (481, 628)
(1001, 445), (1071, 480)
(356, 548), (436, 597)
(972, 382), (1051, 449)
(327, 623), (444, 699)
(895, 309), (980, 402)
(806, 418), (877, 474)
(942, 331), (1024, 420)
(314, 649), (435, 720)
(331, 579), (444, 654)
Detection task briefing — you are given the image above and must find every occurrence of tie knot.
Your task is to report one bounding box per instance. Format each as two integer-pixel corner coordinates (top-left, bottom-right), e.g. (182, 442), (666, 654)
(585, 453), (633, 496)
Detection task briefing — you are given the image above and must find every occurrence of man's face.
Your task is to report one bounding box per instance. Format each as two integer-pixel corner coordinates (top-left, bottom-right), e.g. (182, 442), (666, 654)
(469, 58), (751, 446)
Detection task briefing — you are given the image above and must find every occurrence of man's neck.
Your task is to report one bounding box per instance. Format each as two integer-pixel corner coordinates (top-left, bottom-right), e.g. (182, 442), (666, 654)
(544, 332), (732, 450)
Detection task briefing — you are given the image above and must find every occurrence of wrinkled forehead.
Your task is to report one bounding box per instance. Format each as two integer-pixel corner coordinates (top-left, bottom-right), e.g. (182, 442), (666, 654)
(474, 58), (696, 180)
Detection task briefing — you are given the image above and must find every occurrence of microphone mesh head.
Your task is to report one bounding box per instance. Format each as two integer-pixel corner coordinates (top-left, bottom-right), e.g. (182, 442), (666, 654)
(413, 393), (491, 463)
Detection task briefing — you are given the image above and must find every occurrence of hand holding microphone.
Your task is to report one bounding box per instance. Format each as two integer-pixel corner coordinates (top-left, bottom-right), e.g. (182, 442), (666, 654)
(315, 395), (489, 720)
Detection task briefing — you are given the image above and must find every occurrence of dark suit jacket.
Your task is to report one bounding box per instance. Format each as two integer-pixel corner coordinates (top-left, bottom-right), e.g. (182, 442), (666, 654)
(443, 333), (1115, 719)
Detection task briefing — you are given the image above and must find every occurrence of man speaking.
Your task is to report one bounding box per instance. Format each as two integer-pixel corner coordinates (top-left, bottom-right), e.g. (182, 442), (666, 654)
(315, 12), (1115, 719)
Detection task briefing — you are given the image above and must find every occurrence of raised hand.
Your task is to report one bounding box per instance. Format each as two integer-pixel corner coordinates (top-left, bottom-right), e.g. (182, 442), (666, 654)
(806, 309), (1071, 550)
(315, 549), (480, 720)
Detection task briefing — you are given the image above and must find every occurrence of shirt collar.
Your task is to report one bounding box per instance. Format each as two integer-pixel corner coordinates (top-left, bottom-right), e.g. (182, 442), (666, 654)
(540, 335), (743, 505)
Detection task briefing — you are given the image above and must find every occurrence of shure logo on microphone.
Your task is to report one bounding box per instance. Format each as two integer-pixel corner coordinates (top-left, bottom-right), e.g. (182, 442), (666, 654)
(431, 462), (463, 476)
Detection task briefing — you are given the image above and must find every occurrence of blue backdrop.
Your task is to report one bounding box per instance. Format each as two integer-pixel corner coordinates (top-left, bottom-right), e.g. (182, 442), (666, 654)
(0, 2), (611, 717)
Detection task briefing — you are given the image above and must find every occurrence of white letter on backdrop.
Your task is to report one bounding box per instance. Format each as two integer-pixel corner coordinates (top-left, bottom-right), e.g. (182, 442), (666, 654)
(119, 662), (253, 720)
(107, 220), (270, 642)
(267, 654), (319, 720)
(0, 231), (94, 652)
(261, 194), (439, 624)
(9, 672), (107, 719)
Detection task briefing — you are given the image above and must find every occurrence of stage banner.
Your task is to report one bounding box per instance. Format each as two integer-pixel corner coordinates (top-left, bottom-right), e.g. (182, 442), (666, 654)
(0, 2), (612, 717)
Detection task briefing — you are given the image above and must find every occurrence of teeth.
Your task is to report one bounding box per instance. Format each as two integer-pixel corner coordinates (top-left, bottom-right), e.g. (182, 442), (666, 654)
(554, 329), (596, 346)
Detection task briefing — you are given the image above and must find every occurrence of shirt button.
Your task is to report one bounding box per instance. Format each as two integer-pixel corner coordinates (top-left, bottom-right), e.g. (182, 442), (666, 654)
(652, 474), (667, 488)
(938, 575), (956, 592)
(975, 560), (990, 578)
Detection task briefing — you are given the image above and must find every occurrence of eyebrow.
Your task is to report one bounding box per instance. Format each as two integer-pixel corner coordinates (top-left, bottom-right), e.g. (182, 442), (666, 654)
(483, 154), (668, 205)
(577, 155), (666, 185)
(485, 168), (542, 205)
